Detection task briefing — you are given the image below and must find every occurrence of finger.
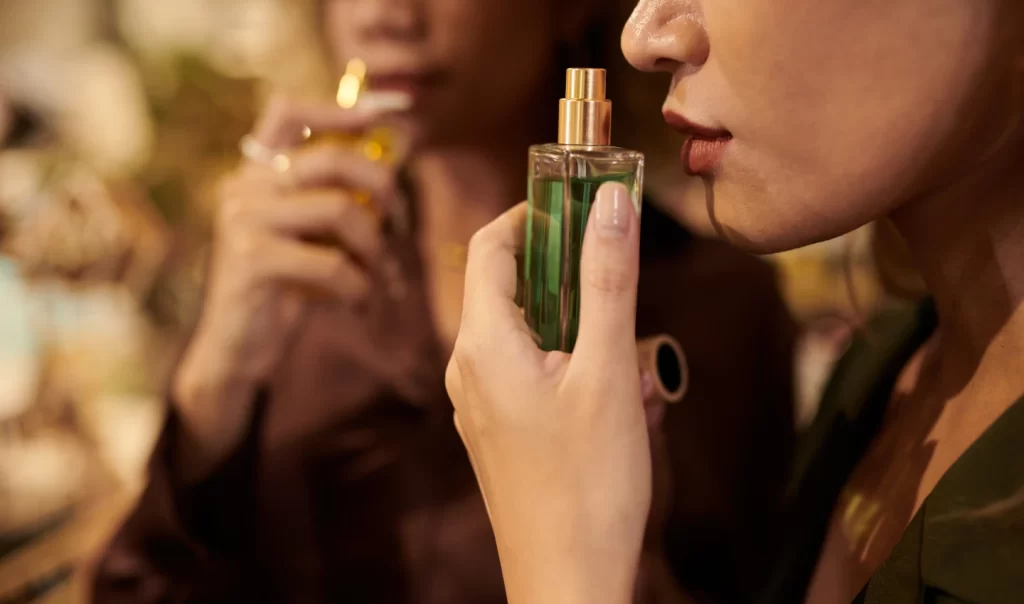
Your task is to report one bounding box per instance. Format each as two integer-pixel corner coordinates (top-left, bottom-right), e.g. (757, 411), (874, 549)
(252, 95), (378, 149)
(573, 182), (641, 365)
(461, 203), (535, 339)
(229, 189), (384, 268)
(282, 144), (399, 217)
(256, 233), (371, 302)
(463, 203), (526, 310)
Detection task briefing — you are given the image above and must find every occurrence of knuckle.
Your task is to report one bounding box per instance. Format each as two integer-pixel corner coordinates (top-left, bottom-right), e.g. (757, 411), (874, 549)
(584, 265), (635, 295)
(466, 228), (493, 262)
(302, 146), (351, 179)
(451, 335), (485, 382)
(444, 358), (462, 400)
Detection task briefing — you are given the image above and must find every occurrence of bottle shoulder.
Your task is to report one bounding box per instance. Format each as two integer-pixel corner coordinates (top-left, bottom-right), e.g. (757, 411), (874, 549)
(529, 143), (644, 161)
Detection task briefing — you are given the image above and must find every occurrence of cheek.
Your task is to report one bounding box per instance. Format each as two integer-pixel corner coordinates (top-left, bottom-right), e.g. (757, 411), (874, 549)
(700, 0), (997, 250)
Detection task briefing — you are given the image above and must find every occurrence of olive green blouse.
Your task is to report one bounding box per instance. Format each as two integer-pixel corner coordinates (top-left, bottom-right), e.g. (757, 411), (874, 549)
(759, 301), (1024, 604)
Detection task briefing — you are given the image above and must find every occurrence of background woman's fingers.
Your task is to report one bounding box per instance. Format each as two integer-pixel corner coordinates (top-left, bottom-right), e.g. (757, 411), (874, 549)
(228, 190), (384, 268)
(282, 144), (399, 216)
(251, 95), (378, 149)
(256, 234), (371, 302)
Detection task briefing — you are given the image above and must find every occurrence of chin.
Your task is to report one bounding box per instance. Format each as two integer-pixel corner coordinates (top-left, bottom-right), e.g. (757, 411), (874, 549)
(670, 177), (879, 255)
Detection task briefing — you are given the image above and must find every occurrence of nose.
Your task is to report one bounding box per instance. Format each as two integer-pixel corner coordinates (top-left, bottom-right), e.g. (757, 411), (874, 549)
(621, 0), (710, 74)
(353, 0), (425, 40)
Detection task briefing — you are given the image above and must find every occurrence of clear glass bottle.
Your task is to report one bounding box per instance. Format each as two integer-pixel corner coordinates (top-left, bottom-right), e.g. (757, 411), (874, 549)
(523, 68), (644, 352)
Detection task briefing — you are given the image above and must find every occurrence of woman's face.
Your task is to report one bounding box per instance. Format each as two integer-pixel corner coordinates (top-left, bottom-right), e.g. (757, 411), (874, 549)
(622, 0), (1022, 253)
(324, 0), (583, 144)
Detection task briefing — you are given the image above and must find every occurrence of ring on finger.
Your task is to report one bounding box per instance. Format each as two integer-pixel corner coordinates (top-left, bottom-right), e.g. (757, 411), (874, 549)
(239, 134), (292, 173)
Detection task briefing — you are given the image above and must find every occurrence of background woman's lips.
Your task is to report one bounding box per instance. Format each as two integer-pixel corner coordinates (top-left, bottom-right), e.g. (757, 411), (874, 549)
(663, 110), (732, 175)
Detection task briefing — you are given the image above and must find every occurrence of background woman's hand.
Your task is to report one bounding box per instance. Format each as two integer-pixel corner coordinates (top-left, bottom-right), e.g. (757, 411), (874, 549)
(173, 96), (403, 478)
(446, 182), (652, 604)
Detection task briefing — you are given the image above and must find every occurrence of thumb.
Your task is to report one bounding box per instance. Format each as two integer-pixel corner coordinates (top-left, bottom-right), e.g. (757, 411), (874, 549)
(574, 181), (641, 364)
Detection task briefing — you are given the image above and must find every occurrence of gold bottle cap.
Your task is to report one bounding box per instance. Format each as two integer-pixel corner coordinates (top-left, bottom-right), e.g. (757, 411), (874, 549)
(558, 68), (611, 146)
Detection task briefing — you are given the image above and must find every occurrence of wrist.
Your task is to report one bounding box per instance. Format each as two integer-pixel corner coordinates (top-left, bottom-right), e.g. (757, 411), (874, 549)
(504, 562), (637, 604)
(497, 525), (640, 604)
(172, 336), (260, 480)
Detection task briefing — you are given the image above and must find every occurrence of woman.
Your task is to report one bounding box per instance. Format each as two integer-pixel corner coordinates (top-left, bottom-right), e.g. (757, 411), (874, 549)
(90, 1), (795, 602)
(447, 0), (1024, 602)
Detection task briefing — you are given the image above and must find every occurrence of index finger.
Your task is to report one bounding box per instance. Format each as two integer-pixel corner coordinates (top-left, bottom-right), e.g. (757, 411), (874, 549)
(460, 203), (544, 362)
(463, 203), (527, 312)
(252, 95), (378, 149)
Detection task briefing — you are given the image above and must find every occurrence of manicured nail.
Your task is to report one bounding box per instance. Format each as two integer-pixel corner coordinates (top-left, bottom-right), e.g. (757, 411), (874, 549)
(593, 182), (633, 239)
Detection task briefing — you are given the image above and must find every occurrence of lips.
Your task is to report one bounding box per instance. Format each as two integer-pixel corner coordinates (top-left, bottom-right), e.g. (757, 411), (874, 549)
(663, 110), (732, 176)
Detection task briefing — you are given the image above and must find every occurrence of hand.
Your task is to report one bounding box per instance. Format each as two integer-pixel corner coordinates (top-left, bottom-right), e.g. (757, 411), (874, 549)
(174, 96), (404, 478)
(446, 182), (651, 604)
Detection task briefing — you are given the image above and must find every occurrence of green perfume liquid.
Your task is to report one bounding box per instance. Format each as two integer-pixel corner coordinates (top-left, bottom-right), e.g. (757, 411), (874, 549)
(523, 172), (637, 351)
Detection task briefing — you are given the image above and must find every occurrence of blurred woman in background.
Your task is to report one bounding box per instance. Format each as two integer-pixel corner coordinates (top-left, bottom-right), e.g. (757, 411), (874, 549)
(91, 1), (795, 602)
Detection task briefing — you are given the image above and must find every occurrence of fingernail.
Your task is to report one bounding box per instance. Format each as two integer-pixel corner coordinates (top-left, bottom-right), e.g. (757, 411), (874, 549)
(593, 182), (633, 239)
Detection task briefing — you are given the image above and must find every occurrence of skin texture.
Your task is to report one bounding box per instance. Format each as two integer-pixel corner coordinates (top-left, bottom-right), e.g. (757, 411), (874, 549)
(448, 1), (1024, 603)
(621, 0), (1016, 254)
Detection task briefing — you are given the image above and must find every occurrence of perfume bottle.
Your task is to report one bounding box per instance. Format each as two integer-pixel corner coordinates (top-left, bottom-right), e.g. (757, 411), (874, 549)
(523, 68), (644, 352)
